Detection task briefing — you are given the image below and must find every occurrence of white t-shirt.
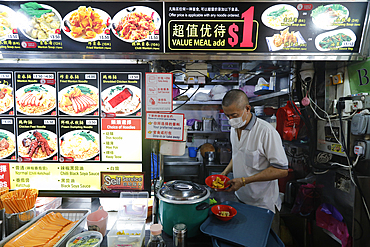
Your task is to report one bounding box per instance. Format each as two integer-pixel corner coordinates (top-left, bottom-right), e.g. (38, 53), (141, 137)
(230, 113), (288, 213)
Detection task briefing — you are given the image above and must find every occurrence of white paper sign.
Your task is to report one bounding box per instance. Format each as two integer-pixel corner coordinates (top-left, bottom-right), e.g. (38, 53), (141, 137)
(146, 113), (184, 141)
(145, 73), (173, 112)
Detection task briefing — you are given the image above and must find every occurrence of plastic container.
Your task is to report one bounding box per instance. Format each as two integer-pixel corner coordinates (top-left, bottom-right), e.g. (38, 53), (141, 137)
(87, 206), (108, 236)
(107, 192), (148, 247)
(188, 147), (198, 158)
(35, 197), (62, 216)
(270, 114), (277, 129)
(66, 231), (103, 247)
(254, 106), (265, 116)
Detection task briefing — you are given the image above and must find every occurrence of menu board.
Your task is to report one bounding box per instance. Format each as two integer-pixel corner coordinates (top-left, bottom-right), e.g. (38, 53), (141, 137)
(0, 64), (150, 195)
(0, 1), (163, 53)
(165, 2), (368, 53)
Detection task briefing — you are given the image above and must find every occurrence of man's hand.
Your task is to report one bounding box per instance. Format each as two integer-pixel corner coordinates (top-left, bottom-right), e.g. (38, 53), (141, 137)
(225, 177), (244, 192)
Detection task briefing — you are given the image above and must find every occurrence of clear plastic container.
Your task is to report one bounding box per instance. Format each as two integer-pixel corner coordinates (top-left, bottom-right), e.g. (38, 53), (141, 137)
(107, 192), (148, 247)
(67, 231), (103, 247)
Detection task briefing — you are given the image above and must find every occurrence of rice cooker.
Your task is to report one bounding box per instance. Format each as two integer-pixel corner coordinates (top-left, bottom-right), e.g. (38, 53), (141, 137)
(157, 180), (210, 238)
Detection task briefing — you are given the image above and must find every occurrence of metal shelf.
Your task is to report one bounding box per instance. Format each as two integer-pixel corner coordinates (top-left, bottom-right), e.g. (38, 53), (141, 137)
(174, 80), (238, 85)
(187, 131), (229, 134)
(249, 89), (289, 104)
(173, 100), (222, 105)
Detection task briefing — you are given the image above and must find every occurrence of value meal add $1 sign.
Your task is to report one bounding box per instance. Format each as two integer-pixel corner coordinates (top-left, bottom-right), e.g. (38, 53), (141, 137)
(146, 113), (184, 141)
(145, 73), (173, 112)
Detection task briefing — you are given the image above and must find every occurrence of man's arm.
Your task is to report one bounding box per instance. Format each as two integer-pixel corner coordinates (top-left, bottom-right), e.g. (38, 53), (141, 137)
(225, 166), (288, 192)
(220, 159), (233, 176)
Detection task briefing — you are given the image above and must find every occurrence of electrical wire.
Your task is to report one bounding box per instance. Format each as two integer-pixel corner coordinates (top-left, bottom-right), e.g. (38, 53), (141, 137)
(171, 86), (200, 112)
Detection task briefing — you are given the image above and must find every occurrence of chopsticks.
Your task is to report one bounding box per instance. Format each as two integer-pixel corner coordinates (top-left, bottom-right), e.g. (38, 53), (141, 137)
(0, 188), (38, 214)
(0, 187), (9, 210)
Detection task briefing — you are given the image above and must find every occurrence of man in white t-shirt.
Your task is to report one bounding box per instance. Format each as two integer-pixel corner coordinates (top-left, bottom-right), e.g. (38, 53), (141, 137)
(221, 89), (288, 213)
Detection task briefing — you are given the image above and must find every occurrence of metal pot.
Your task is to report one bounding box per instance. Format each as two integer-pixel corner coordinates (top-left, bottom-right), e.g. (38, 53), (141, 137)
(204, 151), (215, 162)
(157, 180), (210, 238)
(192, 121), (202, 131)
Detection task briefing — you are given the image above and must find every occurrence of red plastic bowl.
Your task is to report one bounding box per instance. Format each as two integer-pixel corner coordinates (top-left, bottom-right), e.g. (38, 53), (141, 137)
(211, 205), (237, 221)
(205, 175), (230, 191)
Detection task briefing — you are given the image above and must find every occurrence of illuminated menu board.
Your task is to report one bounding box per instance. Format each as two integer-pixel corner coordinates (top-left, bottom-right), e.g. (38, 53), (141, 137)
(0, 1), (163, 53)
(0, 64), (150, 194)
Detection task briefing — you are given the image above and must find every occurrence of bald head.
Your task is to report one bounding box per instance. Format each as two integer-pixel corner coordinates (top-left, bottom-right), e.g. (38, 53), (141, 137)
(222, 89), (249, 110)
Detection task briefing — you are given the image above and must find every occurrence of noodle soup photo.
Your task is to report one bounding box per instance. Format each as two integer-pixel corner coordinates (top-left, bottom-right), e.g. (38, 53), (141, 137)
(0, 85), (13, 114)
(0, 130), (15, 159)
(16, 84), (56, 115)
(60, 130), (99, 161)
(59, 84), (99, 116)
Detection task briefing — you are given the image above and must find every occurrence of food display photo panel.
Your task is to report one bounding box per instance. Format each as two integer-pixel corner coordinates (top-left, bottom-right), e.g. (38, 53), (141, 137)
(59, 118), (100, 162)
(58, 72), (99, 116)
(0, 118), (16, 161)
(16, 117), (58, 162)
(100, 72), (142, 117)
(15, 71), (57, 116)
(0, 71), (15, 116)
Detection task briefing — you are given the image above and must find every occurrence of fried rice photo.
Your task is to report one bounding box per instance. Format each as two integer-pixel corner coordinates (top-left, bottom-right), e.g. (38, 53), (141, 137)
(18, 130), (57, 159)
(16, 84), (56, 115)
(0, 131), (15, 159)
(59, 85), (98, 115)
(60, 131), (99, 160)
(0, 86), (13, 113)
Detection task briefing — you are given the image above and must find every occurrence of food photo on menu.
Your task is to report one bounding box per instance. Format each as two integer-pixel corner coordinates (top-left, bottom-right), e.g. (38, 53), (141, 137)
(18, 129), (57, 160)
(311, 4), (349, 30)
(0, 84), (13, 114)
(315, 28), (356, 51)
(266, 27), (306, 51)
(16, 84), (56, 115)
(0, 4), (16, 40)
(0, 128), (15, 160)
(62, 5), (110, 42)
(261, 4), (298, 30)
(101, 85), (141, 116)
(17, 2), (62, 41)
(60, 129), (99, 161)
(111, 5), (161, 42)
(59, 84), (99, 116)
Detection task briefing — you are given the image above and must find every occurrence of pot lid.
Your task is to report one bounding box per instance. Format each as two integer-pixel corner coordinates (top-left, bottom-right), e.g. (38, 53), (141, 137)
(158, 180), (208, 202)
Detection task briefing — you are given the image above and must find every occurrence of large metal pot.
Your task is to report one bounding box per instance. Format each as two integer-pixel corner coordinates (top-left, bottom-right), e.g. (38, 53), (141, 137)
(157, 180), (210, 238)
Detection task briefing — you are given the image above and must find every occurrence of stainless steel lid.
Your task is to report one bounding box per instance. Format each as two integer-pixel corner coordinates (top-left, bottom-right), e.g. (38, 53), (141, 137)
(157, 180), (210, 204)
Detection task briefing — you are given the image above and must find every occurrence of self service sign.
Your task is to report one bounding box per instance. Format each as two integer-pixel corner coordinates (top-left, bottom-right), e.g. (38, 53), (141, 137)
(165, 2), (368, 53)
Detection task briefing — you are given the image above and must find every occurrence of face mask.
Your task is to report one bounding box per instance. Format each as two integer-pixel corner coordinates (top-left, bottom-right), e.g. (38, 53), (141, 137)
(228, 110), (247, 129)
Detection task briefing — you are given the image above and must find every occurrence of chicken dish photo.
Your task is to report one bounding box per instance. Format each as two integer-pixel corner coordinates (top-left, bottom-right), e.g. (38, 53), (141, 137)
(18, 130), (57, 160)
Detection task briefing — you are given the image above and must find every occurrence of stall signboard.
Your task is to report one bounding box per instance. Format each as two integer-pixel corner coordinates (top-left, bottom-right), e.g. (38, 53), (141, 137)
(348, 59), (370, 94)
(145, 73), (173, 112)
(0, 1), (163, 53)
(0, 63), (150, 195)
(101, 172), (144, 192)
(146, 113), (184, 141)
(165, 2), (368, 54)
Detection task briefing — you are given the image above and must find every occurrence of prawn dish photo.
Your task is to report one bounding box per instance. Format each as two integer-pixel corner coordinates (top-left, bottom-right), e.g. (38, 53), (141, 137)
(59, 84), (98, 115)
(0, 85), (13, 114)
(63, 6), (110, 41)
(18, 130), (57, 160)
(0, 130), (15, 159)
(18, 2), (62, 41)
(60, 130), (99, 161)
(101, 85), (141, 116)
(112, 6), (161, 42)
(16, 84), (56, 115)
